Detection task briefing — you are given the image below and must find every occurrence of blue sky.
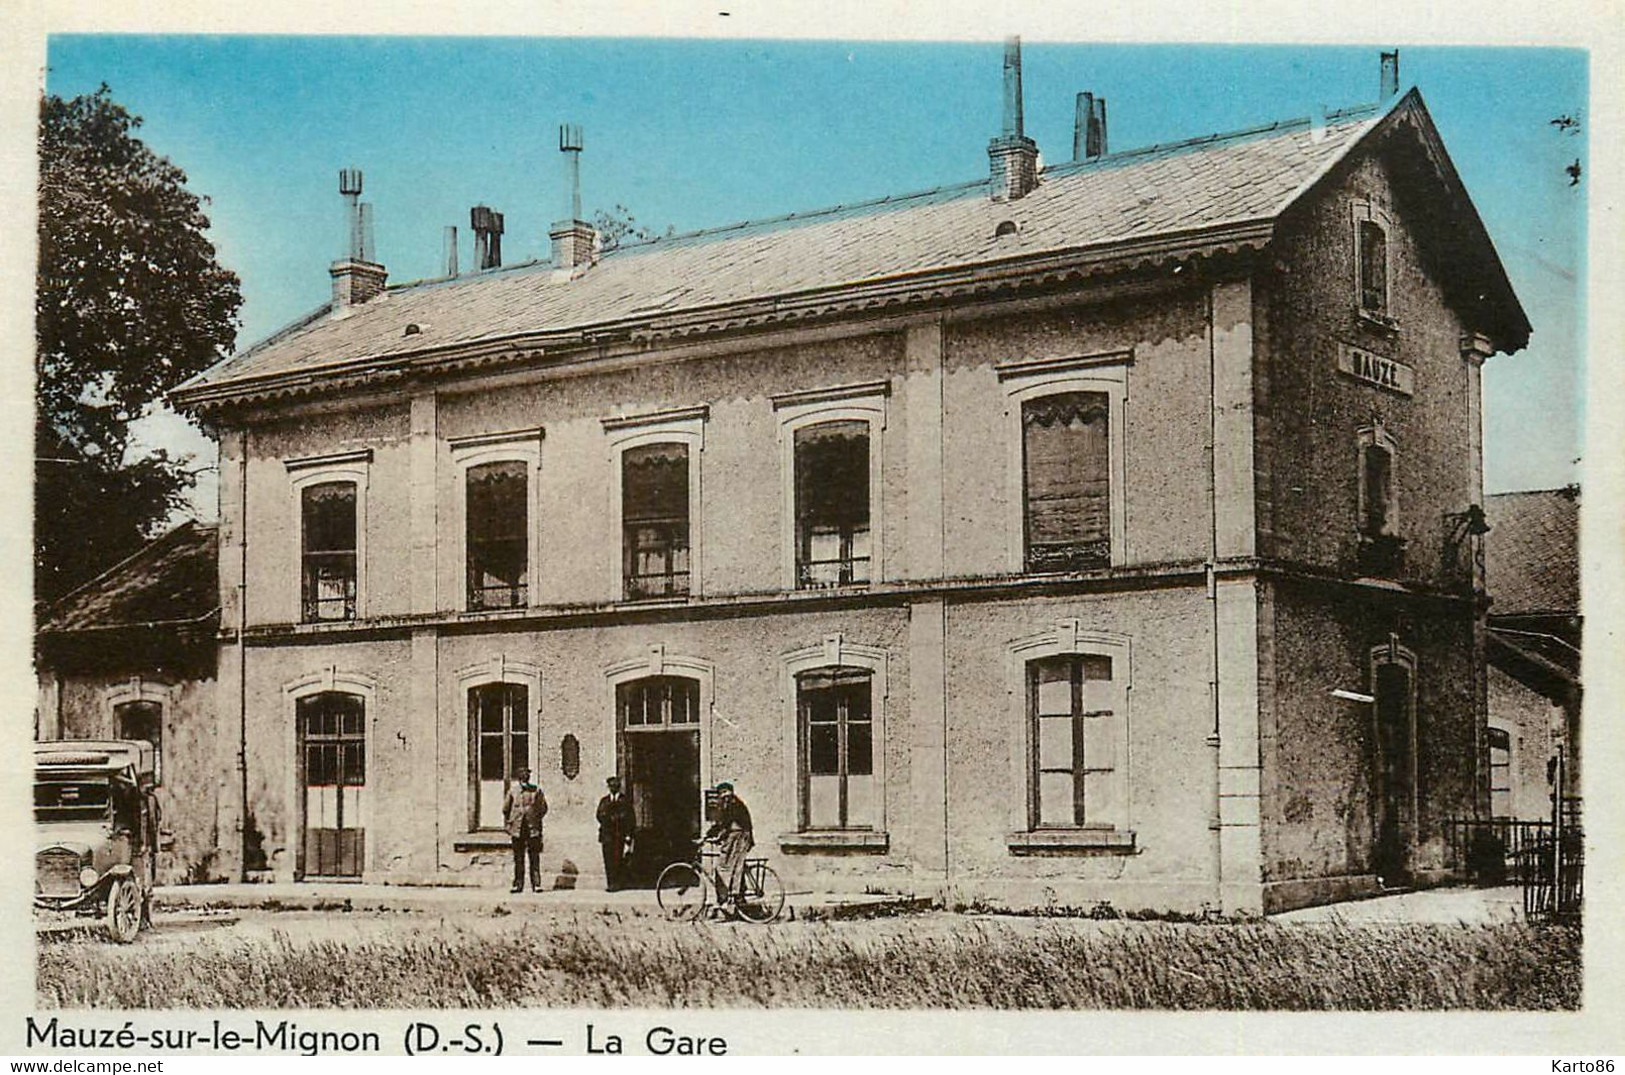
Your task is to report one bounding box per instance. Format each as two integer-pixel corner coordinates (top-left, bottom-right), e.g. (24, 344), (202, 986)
(45, 36), (1587, 511)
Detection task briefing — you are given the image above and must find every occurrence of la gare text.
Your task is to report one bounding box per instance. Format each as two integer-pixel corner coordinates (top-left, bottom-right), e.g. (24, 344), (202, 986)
(589, 1024), (727, 1055)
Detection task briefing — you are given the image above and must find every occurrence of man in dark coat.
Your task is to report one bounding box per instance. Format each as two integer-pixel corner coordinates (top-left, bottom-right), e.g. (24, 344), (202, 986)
(703, 781), (753, 913)
(596, 776), (635, 891)
(503, 767), (548, 893)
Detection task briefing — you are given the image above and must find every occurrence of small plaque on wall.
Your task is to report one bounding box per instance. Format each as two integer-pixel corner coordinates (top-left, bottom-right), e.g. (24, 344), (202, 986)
(1337, 344), (1415, 397)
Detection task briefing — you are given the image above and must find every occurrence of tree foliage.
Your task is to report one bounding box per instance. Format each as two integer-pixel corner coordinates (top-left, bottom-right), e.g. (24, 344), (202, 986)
(592, 203), (673, 252)
(36, 86), (242, 604)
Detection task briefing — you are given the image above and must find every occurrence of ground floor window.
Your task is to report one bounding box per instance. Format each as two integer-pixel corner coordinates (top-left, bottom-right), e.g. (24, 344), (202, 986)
(797, 667), (875, 830)
(470, 682), (530, 831)
(297, 691), (366, 878)
(1488, 724), (1512, 820)
(1027, 654), (1120, 828)
(114, 699), (163, 784)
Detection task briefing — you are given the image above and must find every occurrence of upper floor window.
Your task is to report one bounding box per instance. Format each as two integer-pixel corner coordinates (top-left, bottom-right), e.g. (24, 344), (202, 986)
(1352, 201), (1394, 324)
(797, 667), (875, 830)
(1359, 221), (1388, 315)
(794, 421), (871, 588)
(1356, 426), (1402, 575)
(301, 481), (358, 622)
(622, 442), (690, 600)
(1028, 653), (1122, 828)
(1022, 391), (1111, 573)
(286, 449), (370, 624)
(466, 460), (528, 610)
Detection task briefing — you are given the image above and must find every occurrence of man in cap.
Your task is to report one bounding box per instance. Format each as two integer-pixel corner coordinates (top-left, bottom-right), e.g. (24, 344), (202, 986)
(702, 781), (753, 914)
(596, 775), (635, 891)
(503, 766), (548, 893)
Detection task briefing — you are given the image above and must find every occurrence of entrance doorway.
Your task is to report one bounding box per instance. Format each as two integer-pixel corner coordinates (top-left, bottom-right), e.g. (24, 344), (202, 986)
(616, 676), (702, 886)
(1372, 659), (1415, 886)
(297, 691), (366, 879)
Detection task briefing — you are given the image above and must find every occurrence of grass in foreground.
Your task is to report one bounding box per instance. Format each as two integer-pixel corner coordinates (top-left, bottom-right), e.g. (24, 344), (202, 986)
(38, 915), (1580, 1010)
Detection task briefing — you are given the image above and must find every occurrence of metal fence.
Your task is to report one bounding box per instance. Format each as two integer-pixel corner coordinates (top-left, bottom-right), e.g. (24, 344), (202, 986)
(1447, 815), (1583, 922)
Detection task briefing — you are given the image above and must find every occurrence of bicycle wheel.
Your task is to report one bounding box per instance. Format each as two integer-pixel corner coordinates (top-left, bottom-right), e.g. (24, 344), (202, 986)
(735, 864), (786, 923)
(655, 862), (707, 921)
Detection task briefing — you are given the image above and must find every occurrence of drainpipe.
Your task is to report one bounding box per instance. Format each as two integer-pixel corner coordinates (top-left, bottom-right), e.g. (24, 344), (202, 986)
(1205, 288), (1225, 909)
(238, 430), (250, 881)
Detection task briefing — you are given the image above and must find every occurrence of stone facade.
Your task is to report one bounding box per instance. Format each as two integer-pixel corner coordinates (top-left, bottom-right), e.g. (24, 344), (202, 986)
(179, 90), (1526, 914)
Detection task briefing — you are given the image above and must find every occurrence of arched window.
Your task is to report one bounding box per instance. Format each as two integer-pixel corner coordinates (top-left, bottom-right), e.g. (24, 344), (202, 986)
(794, 421), (871, 588)
(296, 690), (367, 878)
(466, 460), (528, 609)
(114, 700), (163, 784)
(1027, 654), (1119, 828)
(622, 443), (691, 599)
(797, 667), (875, 830)
(469, 682), (530, 831)
(1022, 391), (1111, 572)
(300, 481), (358, 622)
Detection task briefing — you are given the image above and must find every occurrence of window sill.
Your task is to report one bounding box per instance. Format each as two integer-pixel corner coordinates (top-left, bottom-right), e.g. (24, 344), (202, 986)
(779, 830), (890, 854)
(1007, 829), (1136, 855)
(453, 833), (513, 852)
(1356, 308), (1400, 334)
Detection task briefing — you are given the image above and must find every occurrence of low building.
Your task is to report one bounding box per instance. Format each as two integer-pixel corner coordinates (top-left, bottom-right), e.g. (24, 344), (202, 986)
(1483, 487), (1581, 822)
(34, 521), (225, 883)
(170, 47), (1528, 912)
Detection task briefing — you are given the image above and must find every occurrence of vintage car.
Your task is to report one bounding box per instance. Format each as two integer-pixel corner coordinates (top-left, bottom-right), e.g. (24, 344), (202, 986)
(34, 740), (160, 942)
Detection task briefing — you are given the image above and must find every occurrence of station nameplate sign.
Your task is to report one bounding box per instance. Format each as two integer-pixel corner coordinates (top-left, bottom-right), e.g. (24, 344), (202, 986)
(1337, 344), (1414, 397)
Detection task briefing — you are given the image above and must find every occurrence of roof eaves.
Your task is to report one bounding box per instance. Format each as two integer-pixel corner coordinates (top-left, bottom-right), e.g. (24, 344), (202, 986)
(177, 217), (1279, 409)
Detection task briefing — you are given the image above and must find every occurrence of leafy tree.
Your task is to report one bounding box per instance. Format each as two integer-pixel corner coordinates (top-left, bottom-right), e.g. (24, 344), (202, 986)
(592, 203), (674, 252)
(36, 86), (241, 604)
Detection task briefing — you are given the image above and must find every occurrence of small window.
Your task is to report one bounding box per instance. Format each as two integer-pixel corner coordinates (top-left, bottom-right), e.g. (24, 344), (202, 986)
(301, 482), (358, 622)
(1358, 219), (1388, 316)
(794, 421), (871, 588)
(1487, 726), (1512, 820)
(622, 443), (690, 599)
(466, 460), (528, 610)
(1028, 654), (1119, 828)
(470, 682), (529, 831)
(1023, 392), (1111, 573)
(797, 668), (875, 830)
(1361, 442), (1394, 537)
(114, 700), (163, 784)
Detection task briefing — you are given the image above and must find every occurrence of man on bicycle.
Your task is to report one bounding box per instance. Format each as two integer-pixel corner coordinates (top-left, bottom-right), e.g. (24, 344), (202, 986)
(702, 782), (753, 914)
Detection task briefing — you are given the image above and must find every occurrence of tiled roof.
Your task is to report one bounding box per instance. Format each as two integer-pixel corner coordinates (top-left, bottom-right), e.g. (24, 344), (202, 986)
(1485, 488), (1580, 617)
(38, 521), (219, 634)
(179, 104), (1386, 397)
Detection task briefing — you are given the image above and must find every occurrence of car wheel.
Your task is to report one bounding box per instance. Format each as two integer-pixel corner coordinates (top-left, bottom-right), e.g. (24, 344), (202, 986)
(105, 879), (141, 943)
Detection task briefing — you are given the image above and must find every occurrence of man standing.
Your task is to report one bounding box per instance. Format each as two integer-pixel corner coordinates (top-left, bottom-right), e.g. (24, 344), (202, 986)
(703, 781), (753, 914)
(503, 767), (548, 893)
(596, 776), (635, 891)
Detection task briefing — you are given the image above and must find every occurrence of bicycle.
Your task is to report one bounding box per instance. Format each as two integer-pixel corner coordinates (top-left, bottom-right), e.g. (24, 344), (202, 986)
(655, 840), (786, 923)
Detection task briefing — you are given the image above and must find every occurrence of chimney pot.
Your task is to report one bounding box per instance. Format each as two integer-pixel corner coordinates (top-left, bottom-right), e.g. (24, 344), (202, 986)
(331, 167), (385, 308)
(988, 37), (1040, 200)
(471, 205), (504, 271)
(443, 225), (460, 278)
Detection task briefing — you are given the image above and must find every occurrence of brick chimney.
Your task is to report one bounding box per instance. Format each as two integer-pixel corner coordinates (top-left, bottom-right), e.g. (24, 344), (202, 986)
(550, 123), (598, 270)
(988, 37), (1040, 201)
(1072, 92), (1107, 162)
(330, 168), (387, 308)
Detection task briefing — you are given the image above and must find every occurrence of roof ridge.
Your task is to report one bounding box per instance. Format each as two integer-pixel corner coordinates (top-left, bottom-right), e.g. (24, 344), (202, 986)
(1042, 100), (1382, 179)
